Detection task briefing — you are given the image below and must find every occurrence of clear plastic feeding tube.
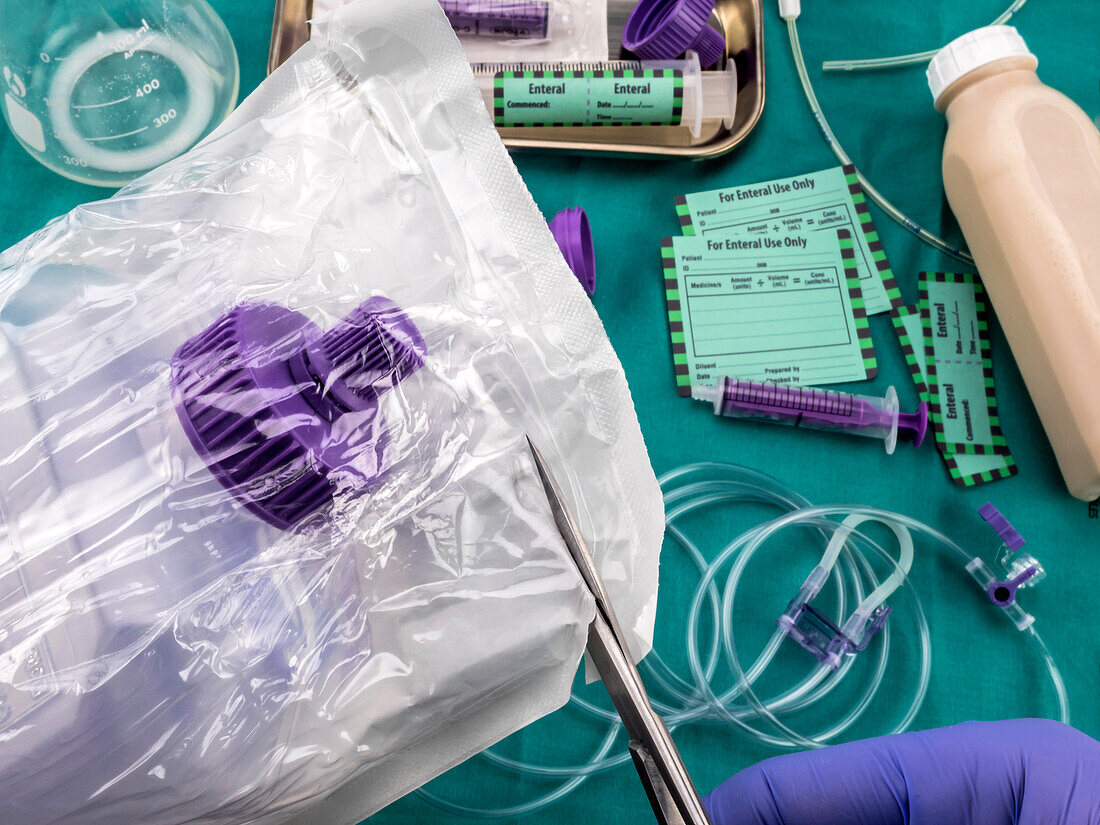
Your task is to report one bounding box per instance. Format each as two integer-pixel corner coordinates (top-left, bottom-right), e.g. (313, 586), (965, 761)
(417, 462), (1069, 817)
(784, 17), (975, 264)
(822, 0), (1030, 72)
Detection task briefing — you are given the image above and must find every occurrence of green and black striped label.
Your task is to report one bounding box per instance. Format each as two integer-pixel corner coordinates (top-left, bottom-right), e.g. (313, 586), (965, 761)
(493, 68), (684, 128)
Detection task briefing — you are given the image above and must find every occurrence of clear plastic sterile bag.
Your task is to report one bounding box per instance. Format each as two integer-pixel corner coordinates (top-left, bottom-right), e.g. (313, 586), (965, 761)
(0, 2), (662, 823)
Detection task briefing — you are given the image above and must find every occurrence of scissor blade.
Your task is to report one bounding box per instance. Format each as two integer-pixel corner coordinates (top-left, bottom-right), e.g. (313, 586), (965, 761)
(526, 437), (712, 825)
(526, 436), (615, 609)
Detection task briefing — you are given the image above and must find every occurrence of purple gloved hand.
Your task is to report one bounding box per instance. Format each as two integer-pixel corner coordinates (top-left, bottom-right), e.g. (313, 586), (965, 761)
(705, 720), (1100, 825)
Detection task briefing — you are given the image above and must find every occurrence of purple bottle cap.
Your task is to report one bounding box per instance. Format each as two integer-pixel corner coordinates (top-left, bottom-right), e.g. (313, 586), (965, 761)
(170, 298), (425, 531)
(549, 207), (596, 296)
(622, 0), (725, 68)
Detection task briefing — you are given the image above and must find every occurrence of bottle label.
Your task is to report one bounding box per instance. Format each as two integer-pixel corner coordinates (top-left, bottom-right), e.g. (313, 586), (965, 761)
(493, 68), (683, 128)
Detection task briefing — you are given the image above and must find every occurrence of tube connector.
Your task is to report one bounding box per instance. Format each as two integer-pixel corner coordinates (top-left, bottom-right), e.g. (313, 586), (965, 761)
(778, 582), (890, 670)
(778, 0), (801, 20)
(801, 564), (829, 596)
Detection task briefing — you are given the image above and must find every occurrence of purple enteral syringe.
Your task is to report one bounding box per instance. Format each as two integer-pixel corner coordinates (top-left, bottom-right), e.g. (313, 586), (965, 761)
(439, 0), (551, 39)
(693, 377), (928, 454)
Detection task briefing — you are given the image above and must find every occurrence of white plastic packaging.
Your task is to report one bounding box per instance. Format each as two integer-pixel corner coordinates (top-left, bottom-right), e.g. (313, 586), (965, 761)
(0, 1), (662, 823)
(314, 0), (610, 62)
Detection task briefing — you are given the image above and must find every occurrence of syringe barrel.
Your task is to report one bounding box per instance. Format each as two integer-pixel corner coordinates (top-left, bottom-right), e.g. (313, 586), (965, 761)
(473, 52), (735, 136)
(442, 0), (552, 39)
(642, 52), (737, 136)
(710, 377), (901, 453)
(697, 58), (738, 132)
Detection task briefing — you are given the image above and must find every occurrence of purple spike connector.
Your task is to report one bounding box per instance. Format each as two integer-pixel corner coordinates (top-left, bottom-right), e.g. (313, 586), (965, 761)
(695, 377), (928, 454)
(170, 297), (425, 531)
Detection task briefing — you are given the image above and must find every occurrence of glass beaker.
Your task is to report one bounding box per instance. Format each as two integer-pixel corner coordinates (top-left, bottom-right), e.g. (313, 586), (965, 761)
(0, 0), (239, 187)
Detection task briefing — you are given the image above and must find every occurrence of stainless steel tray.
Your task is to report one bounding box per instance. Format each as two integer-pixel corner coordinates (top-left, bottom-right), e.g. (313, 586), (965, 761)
(269, 0), (764, 159)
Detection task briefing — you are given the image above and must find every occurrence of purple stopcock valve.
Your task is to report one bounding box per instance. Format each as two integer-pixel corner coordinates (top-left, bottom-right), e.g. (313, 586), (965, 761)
(622, 0), (726, 68)
(975, 503), (1045, 608)
(170, 297), (425, 531)
(778, 582), (891, 671)
(549, 207), (596, 296)
(986, 566), (1040, 607)
(695, 377), (928, 454)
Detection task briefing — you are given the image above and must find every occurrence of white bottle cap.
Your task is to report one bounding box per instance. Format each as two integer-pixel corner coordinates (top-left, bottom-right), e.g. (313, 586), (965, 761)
(926, 26), (1035, 104)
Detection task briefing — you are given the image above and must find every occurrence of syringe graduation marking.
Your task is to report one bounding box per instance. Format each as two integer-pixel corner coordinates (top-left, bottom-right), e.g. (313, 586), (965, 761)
(472, 61), (647, 74)
(724, 381), (855, 417)
(442, 0), (550, 38)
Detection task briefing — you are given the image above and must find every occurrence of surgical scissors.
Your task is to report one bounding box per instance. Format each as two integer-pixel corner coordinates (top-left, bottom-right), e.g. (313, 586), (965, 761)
(527, 437), (713, 825)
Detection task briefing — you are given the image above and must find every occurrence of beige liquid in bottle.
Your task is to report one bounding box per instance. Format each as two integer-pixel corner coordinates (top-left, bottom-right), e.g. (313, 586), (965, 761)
(929, 27), (1100, 501)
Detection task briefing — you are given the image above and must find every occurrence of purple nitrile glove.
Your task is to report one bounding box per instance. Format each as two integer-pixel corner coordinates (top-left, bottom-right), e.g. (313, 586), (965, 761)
(704, 719), (1100, 825)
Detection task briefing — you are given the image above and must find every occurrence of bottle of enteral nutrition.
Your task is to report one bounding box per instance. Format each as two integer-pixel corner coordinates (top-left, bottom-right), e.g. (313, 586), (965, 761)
(929, 26), (1100, 501)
